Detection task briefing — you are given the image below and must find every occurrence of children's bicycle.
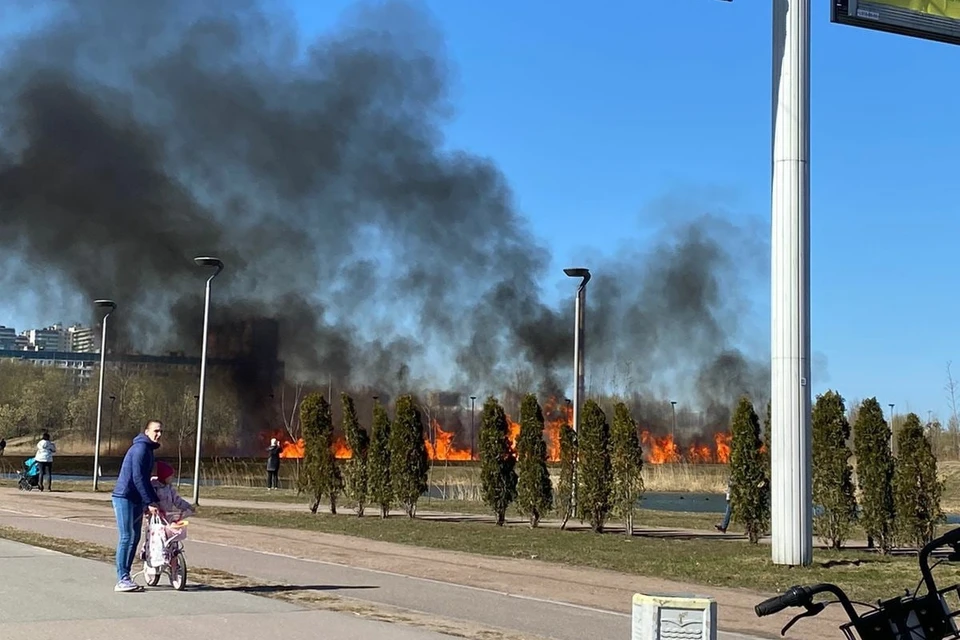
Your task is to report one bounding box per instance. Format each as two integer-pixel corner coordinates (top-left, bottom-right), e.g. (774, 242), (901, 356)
(755, 526), (960, 639)
(136, 513), (189, 591)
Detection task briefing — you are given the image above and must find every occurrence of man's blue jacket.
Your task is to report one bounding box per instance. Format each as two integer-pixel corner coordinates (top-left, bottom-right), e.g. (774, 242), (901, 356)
(111, 433), (161, 506)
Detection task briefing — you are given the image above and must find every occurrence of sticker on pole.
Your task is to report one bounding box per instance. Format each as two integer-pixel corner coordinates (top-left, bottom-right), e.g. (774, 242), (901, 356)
(631, 592), (717, 640)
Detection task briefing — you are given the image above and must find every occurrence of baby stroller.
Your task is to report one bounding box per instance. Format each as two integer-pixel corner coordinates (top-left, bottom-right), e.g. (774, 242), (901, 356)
(137, 512), (189, 590)
(17, 457), (40, 491)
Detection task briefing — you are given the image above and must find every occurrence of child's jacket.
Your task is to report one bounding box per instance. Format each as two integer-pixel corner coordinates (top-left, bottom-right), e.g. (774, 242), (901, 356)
(150, 478), (194, 519)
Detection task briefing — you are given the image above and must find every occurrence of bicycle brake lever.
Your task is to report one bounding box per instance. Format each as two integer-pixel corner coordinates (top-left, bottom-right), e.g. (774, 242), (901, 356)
(780, 603), (825, 636)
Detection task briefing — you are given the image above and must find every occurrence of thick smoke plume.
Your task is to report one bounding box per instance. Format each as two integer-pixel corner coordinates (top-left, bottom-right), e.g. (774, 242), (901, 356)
(0, 0), (769, 431)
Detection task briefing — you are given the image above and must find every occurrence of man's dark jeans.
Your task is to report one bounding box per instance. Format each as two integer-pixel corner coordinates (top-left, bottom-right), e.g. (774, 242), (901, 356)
(112, 496), (144, 582)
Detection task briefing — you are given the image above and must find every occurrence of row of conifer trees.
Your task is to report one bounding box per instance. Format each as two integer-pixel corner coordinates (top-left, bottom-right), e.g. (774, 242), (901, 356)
(297, 391), (646, 533)
(297, 389), (943, 551)
(726, 392), (943, 551)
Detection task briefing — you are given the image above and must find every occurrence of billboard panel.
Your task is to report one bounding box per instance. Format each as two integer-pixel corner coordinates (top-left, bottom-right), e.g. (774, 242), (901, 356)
(832, 0), (960, 45)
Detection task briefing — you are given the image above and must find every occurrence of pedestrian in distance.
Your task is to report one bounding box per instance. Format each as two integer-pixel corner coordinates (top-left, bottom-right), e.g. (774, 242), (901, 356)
(111, 419), (163, 592)
(715, 477), (733, 533)
(35, 431), (56, 491)
(266, 437), (281, 490)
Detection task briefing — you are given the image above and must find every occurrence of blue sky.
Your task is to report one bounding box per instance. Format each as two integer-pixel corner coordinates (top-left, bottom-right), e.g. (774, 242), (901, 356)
(6, 1), (960, 421)
(289, 0), (960, 420)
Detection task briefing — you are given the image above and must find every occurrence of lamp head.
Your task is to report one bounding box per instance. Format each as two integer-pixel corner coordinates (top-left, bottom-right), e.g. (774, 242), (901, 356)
(194, 256), (224, 271)
(94, 299), (116, 312)
(564, 267), (591, 287)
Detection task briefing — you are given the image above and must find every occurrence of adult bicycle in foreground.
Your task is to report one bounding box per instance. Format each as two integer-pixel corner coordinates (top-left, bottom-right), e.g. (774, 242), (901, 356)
(755, 527), (960, 639)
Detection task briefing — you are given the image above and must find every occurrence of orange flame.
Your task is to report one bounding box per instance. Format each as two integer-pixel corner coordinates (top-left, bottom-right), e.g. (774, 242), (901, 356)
(263, 399), (739, 465)
(640, 430), (732, 464)
(714, 432), (731, 463)
(641, 431), (681, 463)
(425, 420), (473, 461)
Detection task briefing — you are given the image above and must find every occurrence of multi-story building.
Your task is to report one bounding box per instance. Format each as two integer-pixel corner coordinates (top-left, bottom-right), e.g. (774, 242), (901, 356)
(0, 326), (15, 350)
(66, 324), (98, 353)
(24, 324), (70, 352)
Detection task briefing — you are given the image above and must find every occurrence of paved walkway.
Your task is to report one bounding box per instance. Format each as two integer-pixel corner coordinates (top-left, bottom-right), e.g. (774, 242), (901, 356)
(0, 488), (840, 639)
(0, 538), (459, 640)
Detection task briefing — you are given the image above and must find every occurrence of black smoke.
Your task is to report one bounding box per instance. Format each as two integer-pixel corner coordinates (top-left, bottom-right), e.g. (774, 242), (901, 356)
(0, 0), (770, 432)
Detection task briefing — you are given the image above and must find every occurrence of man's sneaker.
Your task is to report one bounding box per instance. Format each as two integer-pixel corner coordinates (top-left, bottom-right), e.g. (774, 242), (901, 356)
(714, 524), (727, 533)
(115, 577), (143, 592)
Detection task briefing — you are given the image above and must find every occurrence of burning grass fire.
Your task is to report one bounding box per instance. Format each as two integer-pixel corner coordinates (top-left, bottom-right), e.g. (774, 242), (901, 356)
(263, 398), (732, 465)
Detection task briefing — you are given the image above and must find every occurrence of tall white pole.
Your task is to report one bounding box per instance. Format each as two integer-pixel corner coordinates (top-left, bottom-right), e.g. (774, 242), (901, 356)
(770, 0), (812, 566)
(92, 310), (112, 491)
(572, 288), (585, 436)
(192, 276), (214, 505)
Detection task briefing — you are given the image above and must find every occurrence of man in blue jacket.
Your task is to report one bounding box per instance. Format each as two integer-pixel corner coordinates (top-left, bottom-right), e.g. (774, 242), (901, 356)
(111, 419), (163, 592)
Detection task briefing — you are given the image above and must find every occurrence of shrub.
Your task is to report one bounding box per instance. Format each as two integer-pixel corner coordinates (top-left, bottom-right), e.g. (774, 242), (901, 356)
(853, 398), (896, 554)
(478, 396), (517, 525)
(515, 393), (552, 527)
(729, 396), (769, 543)
(610, 401), (644, 535)
(389, 394), (429, 518)
(300, 392), (342, 514)
(812, 390), (858, 550)
(894, 413), (943, 547)
(341, 393), (369, 517)
(577, 399), (613, 533)
(367, 400), (393, 518)
(555, 423), (577, 530)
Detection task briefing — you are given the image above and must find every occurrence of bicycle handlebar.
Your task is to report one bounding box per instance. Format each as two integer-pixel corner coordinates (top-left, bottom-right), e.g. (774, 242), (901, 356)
(755, 585), (811, 616)
(755, 583), (859, 622)
(919, 525), (960, 596)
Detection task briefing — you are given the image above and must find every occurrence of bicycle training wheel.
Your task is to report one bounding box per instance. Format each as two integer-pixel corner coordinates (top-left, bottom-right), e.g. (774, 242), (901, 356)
(169, 553), (187, 591)
(143, 561), (162, 587)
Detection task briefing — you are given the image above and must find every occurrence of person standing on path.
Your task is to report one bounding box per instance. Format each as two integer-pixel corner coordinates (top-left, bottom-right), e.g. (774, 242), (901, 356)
(111, 420), (162, 592)
(266, 438), (281, 490)
(35, 432), (56, 491)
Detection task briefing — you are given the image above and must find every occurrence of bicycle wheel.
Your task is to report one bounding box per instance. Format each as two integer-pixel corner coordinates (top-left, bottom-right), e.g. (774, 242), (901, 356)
(169, 553), (187, 591)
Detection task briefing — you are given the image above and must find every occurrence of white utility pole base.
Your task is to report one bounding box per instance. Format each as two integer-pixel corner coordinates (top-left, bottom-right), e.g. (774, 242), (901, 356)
(770, 0), (813, 566)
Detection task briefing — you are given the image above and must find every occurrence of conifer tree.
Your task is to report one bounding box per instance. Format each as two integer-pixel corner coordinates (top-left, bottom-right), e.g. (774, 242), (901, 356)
(853, 398), (896, 554)
(729, 396), (768, 543)
(610, 401), (644, 535)
(515, 394), (552, 527)
(300, 392), (342, 514)
(577, 399), (613, 533)
(763, 401), (772, 485)
(341, 392), (369, 517)
(555, 423), (577, 530)
(478, 396), (517, 525)
(894, 412), (943, 547)
(389, 394), (429, 518)
(812, 390), (858, 549)
(367, 399), (393, 518)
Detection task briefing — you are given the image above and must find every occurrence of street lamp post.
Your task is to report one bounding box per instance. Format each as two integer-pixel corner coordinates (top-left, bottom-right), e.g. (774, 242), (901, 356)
(889, 403), (896, 455)
(470, 396), (477, 459)
(670, 400), (678, 446)
(563, 268), (590, 437)
(107, 395), (116, 455)
(92, 299), (116, 491)
(564, 267), (590, 510)
(191, 256), (224, 505)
